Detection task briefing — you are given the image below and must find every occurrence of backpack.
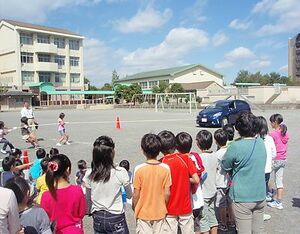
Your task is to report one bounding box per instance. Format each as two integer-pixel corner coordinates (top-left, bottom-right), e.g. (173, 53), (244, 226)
(189, 152), (205, 194)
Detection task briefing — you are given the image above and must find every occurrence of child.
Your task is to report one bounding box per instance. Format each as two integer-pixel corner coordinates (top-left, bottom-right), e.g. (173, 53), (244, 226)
(268, 114), (289, 210)
(0, 156), (16, 187)
(49, 148), (59, 157)
(214, 129), (234, 231)
(119, 160), (132, 183)
(196, 130), (218, 234)
(35, 157), (49, 205)
(132, 133), (172, 234)
(222, 124), (235, 147)
(5, 176), (52, 234)
(76, 160), (87, 186)
(57, 113), (70, 146)
(20, 117), (39, 149)
(14, 159), (25, 178)
(0, 121), (15, 154)
(175, 132), (205, 234)
(158, 130), (199, 234)
(29, 148), (46, 181)
(10, 148), (22, 160)
(41, 154), (86, 233)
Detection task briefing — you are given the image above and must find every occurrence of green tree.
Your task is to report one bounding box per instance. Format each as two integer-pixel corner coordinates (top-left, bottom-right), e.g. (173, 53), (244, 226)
(170, 83), (185, 93)
(152, 80), (169, 93)
(100, 83), (113, 91)
(112, 69), (119, 84)
(114, 84), (143, 103)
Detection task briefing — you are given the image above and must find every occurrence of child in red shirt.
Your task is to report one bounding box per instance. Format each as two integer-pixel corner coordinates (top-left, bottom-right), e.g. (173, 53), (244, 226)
(41, 154), (86, 234)
(158, 130), (199, 234)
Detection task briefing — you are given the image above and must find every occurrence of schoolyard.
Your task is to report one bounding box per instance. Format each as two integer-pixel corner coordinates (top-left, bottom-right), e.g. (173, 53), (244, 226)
(1, 108), (299, 233)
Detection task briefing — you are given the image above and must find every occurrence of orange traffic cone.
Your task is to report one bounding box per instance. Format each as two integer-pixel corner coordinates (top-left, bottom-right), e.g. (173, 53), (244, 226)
(116, 117), (121, 130)
(23, 149), (30, 169)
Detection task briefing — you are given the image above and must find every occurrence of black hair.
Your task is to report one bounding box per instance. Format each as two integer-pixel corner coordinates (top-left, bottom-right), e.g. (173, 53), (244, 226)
(175, 132), (193, 154)
(256, 116), (269, 139)
(46, 154), (71, 199)
(77, 160), (87, 170)
(36, 148), (46, 159)
(49, 148), (59, 157)
(2, 156), (16, 171)
(214, 129), (228, 147)
(20, 117), (28, 125)
(119, 160), (130, 171)
(59, 113), (65, 119)
(196, 130), (213, 150)
(41, 157), (50, 173)
(5, 176), (30, 204)
(14, 159), (23, 177)
(270, 113), (287, 136)
(235, 112), (257, 138)
(10, 148), (22, 158)
(222, 124), (235, 141)
(0, 121), (4, 129)
(89, 136), (115, 183)
(141, 133), (161, 159)
(157, 130), (176, 155)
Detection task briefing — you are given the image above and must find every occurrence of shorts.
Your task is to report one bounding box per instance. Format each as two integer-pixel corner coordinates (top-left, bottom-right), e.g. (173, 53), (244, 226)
(136, 219), (167, 234)
(215, 188), (228, 208)
(22, 135), (29, 140)
(273, 160), (286, 189)
(193, 208), (203, 232)
(58, 129), (66, 136)
(165, 214), (194, 234)
(199, 198), (218, 233)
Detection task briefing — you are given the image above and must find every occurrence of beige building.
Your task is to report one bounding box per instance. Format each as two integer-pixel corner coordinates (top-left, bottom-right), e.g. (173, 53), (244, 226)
(0, 19), (85, 92)
(288, 34), (300, 81)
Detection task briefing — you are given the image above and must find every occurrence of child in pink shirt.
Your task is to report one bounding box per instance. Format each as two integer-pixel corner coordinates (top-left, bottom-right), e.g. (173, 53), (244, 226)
(57, 113), (70, 146)
(268, 114), (289, 210)
(41, 154), (86, 234)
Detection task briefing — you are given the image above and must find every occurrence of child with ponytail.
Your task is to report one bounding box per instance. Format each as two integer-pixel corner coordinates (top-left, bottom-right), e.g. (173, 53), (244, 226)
(268, 114), (289, 209)
(40, 154), (86, 233)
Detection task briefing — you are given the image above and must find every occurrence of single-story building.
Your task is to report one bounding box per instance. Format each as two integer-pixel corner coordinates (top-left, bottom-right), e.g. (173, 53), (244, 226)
(0, 90), (34, 111)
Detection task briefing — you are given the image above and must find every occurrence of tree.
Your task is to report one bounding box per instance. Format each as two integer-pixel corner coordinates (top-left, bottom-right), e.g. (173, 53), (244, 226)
(112, 69), (119, 84)
(170, 83), (185, 93)
(114, 83), (143, 103)
(100, 83), (113, 91)
(152, 80), (169, 93)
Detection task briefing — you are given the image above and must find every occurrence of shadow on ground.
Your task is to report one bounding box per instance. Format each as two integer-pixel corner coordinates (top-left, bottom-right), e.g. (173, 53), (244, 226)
(292, 198), (300, 208)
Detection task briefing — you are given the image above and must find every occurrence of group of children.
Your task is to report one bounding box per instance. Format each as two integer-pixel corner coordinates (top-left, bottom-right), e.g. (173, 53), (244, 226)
(0, 112), (289, 234)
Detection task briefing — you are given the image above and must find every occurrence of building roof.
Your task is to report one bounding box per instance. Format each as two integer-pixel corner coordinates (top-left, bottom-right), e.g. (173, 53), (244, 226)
(0, 91), (34, 96)
(1, 19), (83, 38)
(118, 64), (223, 82)
(181, 81), (217, 90)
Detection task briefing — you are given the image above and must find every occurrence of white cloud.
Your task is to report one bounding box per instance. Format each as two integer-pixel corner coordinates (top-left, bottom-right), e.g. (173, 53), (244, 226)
(229, 19), (251, 30)
(0, 0), (101, 23)
(212, 32), (229, 47)
(122, 27), (209, 70)
(250, 59), (271, 69)
(254, 39), (286, 49)
(279, 64), (288, 73)
(254, 0), (300, 35)
(214, 61), (234, 69)
(114, 7), (172, 33)
(180, 0), (208, 26)
(225, 47), (255, 61)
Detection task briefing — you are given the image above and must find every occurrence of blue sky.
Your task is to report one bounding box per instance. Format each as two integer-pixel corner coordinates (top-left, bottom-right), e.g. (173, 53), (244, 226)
(0, 0), (298, 85)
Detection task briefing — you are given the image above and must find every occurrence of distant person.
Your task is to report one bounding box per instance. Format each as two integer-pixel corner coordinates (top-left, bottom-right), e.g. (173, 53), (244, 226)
(158, 130), (199, 234)
(76, 160), (87, 186)
(196, 130), (218, 234)
(29, 148), (47, 181)
(0, 186), (21, 234)
(222, 113), (266, 234)
(21, 101), (38, 135)
(0, 156), (16, 187)
(268, 114), (289, 210)
(0, 121), (15, 154)
(132, 133), (171, 234)
(6, 176), (52, 234)
(56, 113), (70, 146)
(83, 136), (132, 234)
(41, 154), (86, 233)
(222, 124), (235, 147)
(21, 117), (39, 149)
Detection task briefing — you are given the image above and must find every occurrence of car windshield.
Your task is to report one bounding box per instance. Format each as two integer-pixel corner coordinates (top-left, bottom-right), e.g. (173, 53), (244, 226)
(206, 102), (229, 109)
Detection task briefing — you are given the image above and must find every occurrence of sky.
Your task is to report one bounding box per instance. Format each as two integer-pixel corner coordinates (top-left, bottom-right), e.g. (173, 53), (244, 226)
(0, 0), (299, 86)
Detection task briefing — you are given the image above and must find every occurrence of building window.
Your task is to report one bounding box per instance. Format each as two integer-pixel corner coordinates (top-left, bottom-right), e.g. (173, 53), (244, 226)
(70, 56), (79, 66)
(54, 37), (65, 48)
(37, 34), (50, 44)
(21, 52), (33, 63)
(55, 55), (65, 66)
(55, 73), (66, 83)
(139, 82), (148, 89)
(38, 54), (51, 62)
(20, 33), (33, 45)
(148, 81), (158, 89)
(39, 72), (51, 82)
(22, 71), (34, 82)
(15, 97), (24, 103)
(70, 73), (80, 83)
(69, 40), (79, 50)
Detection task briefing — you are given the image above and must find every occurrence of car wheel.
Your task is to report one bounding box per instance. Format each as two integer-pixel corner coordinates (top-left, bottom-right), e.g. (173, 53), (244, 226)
(221, 117), (228, 127)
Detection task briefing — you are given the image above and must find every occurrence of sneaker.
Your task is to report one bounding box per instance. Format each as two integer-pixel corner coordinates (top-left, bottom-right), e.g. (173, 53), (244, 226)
(56, 143), (62, 146)
(263, 213), (271, 221)
(266, 194), (273, 202)
(65, 141), (71, 145)
(1, 149), (7, 154)
(268, 200), (283, 209)
(218, 224), (228, 232)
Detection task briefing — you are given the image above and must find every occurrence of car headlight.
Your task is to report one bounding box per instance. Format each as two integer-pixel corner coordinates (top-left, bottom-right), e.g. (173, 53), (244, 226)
(213, 112), (222, 118)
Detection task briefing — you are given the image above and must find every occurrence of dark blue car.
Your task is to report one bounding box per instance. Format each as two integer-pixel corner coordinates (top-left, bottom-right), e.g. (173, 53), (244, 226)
(196, 100), (251, 127)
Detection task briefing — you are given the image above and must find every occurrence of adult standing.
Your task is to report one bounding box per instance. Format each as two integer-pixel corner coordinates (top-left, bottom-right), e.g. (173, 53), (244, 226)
(21, 101), (37, 135)
(221, 113), (267, 234)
